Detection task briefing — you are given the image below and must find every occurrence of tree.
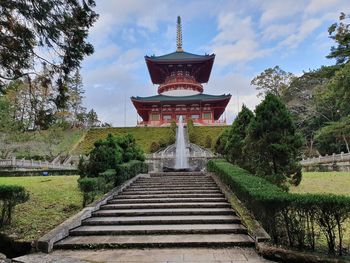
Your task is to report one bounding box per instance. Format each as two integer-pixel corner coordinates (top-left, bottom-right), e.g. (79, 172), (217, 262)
(251, 66), (295, 98)
(187, 118), (195, 143)
(285, 65), (340, 156)
(225, 105), (254, 169)
(245, 93), (303, 187)
(214, 128), (230, 155)
(86, 109), (100, 127)
(327, 13), (350, 64)
(323, 62), (350, 118)
(0, 0), (98, 98)
(82, 133), (145, 177)
(315, 116), (350, 155)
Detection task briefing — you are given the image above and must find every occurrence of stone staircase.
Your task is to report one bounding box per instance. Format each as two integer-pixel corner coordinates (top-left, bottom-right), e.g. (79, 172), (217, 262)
(54, 172), (254, 249)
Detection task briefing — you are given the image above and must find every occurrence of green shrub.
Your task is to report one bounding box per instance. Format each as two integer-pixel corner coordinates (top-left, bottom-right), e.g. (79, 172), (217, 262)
(98, 169), (116, 191)
(207, 160), (350, 255)
(115, 160), (148, 186)
(78, 177), (100, 207)
(149, 141), (160, 153)
(0, 185), (29, 226)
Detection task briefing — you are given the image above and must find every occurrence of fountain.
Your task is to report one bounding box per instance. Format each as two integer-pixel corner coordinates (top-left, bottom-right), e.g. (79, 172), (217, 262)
(175, 116), (189, 169)
(163, 116), (196, 172)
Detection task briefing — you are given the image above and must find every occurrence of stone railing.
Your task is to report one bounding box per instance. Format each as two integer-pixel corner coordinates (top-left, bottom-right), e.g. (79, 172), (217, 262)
(146, 151), (215, 160)
(301, 152), (350, 165)
(0, 157), (76, 170)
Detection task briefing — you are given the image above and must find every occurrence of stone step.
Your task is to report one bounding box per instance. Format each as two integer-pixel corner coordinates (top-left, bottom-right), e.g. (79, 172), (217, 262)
(70, 224), (247, 236)
(108, 197), (227, 204)
(126, 187), (219, 191)
(114, 193), (225, 199)
(92, 208), (234, 217)
(150, 172), (205, 176)
(120, 189), (221, 195)
(135, 180), (214, 185)
(131, 181), (216, 185)
(54, 234), (255, 249)
(83, 215), (241, 225)
(100, 202), (231, 210)
(130, 184), (216, 188)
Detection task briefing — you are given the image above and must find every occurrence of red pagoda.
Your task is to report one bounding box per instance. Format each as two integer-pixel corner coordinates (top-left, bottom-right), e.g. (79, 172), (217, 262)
(131, 17), (231, 126)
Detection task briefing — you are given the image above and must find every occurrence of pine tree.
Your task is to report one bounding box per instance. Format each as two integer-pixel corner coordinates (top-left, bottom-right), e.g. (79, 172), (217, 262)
(245, 93), (303, 187)
(225, 105), (254, 169)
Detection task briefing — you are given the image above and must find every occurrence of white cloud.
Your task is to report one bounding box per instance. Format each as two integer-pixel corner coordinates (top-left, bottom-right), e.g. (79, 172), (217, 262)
(258, 0), (306, 25)
(279, 18), (323, 48)
(209, 12), (272, 67)
(305, 0), (340, 15)
(261, 23), (297, 41)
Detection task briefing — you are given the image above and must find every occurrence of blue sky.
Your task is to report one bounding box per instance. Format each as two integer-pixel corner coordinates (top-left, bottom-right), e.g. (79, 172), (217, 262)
(81, 0), (350, 126)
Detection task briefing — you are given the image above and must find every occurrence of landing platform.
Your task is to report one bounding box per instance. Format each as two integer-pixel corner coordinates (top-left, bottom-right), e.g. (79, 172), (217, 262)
(14, 247), (273, 263)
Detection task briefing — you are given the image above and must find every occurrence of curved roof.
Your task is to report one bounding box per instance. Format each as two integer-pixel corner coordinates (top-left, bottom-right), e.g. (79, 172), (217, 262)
(131, 93), (231, 121)
(145, 51), (215, 84)
(145, 51), (215, 62)
(131, 93), (230, 102)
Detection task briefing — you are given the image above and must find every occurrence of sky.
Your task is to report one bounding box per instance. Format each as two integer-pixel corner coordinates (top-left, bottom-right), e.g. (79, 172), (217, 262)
(80, 0), (350, 126)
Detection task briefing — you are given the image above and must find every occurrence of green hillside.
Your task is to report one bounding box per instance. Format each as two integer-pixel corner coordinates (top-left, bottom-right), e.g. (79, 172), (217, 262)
(74, 127), (173, 154)
(75, 126), (228, 154)
(2, 129), (84, 160)
(192, 126), (229, 149)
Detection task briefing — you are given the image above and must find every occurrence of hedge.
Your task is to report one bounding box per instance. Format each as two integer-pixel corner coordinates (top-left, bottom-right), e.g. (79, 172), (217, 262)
(115, 160), (148, 186)
(79, 160), (148, 207)
(207, 160), (350, 256)
(78, 177), (101, 207)
(0, 185), (29, 226)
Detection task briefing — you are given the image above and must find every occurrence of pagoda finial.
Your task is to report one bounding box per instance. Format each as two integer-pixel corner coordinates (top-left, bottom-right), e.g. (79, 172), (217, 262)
(176, 16), (183, 52)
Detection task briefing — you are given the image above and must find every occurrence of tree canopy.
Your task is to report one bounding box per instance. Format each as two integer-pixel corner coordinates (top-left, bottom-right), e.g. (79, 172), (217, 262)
(327, 12), (350, 64)
(250, 66), (295, 98)
(0, 0), (98, 98)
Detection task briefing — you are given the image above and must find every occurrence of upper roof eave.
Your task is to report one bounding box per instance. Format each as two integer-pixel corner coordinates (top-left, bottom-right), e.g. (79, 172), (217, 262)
(145, 51), (215, 63)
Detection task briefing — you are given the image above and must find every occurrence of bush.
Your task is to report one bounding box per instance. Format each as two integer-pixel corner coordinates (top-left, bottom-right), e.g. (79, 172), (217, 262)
(149, 141), (160, 153)
(0, 185), (29, 226)
(78, 177), (100, 207)
(98, 169), (116, 191)
(115, 160), (148, 186)
(207, 160), (350, 255)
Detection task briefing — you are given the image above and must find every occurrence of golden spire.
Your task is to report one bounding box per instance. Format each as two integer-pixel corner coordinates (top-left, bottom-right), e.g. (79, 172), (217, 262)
(176, 16), (183, 52)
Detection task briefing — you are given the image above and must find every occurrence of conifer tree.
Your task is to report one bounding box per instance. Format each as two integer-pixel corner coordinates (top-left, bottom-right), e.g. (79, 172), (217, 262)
(225, 105), (254, 169)
(245, 93), (303, 187)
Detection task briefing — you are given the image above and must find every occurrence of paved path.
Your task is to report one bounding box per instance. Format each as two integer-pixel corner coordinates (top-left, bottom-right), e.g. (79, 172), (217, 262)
(14, 248), (272, 263)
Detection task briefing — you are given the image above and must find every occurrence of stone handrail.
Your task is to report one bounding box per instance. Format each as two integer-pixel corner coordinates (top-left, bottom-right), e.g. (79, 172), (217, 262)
(0, 157), (76, 170)
(301, 152), (350, 165)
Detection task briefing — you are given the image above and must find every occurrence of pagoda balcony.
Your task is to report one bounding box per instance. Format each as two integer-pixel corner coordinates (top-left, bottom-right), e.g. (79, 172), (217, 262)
(158, 74), (203, 94)
(137, 119), (227, 127)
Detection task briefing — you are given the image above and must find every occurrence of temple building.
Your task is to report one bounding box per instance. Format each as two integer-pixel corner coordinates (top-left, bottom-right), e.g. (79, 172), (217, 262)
(131, 16), (231, 126)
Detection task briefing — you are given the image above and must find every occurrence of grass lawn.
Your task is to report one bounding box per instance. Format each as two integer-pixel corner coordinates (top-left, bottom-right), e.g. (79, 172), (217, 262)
(290, 171), (350, 196)
(0, 175), (82, 241)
